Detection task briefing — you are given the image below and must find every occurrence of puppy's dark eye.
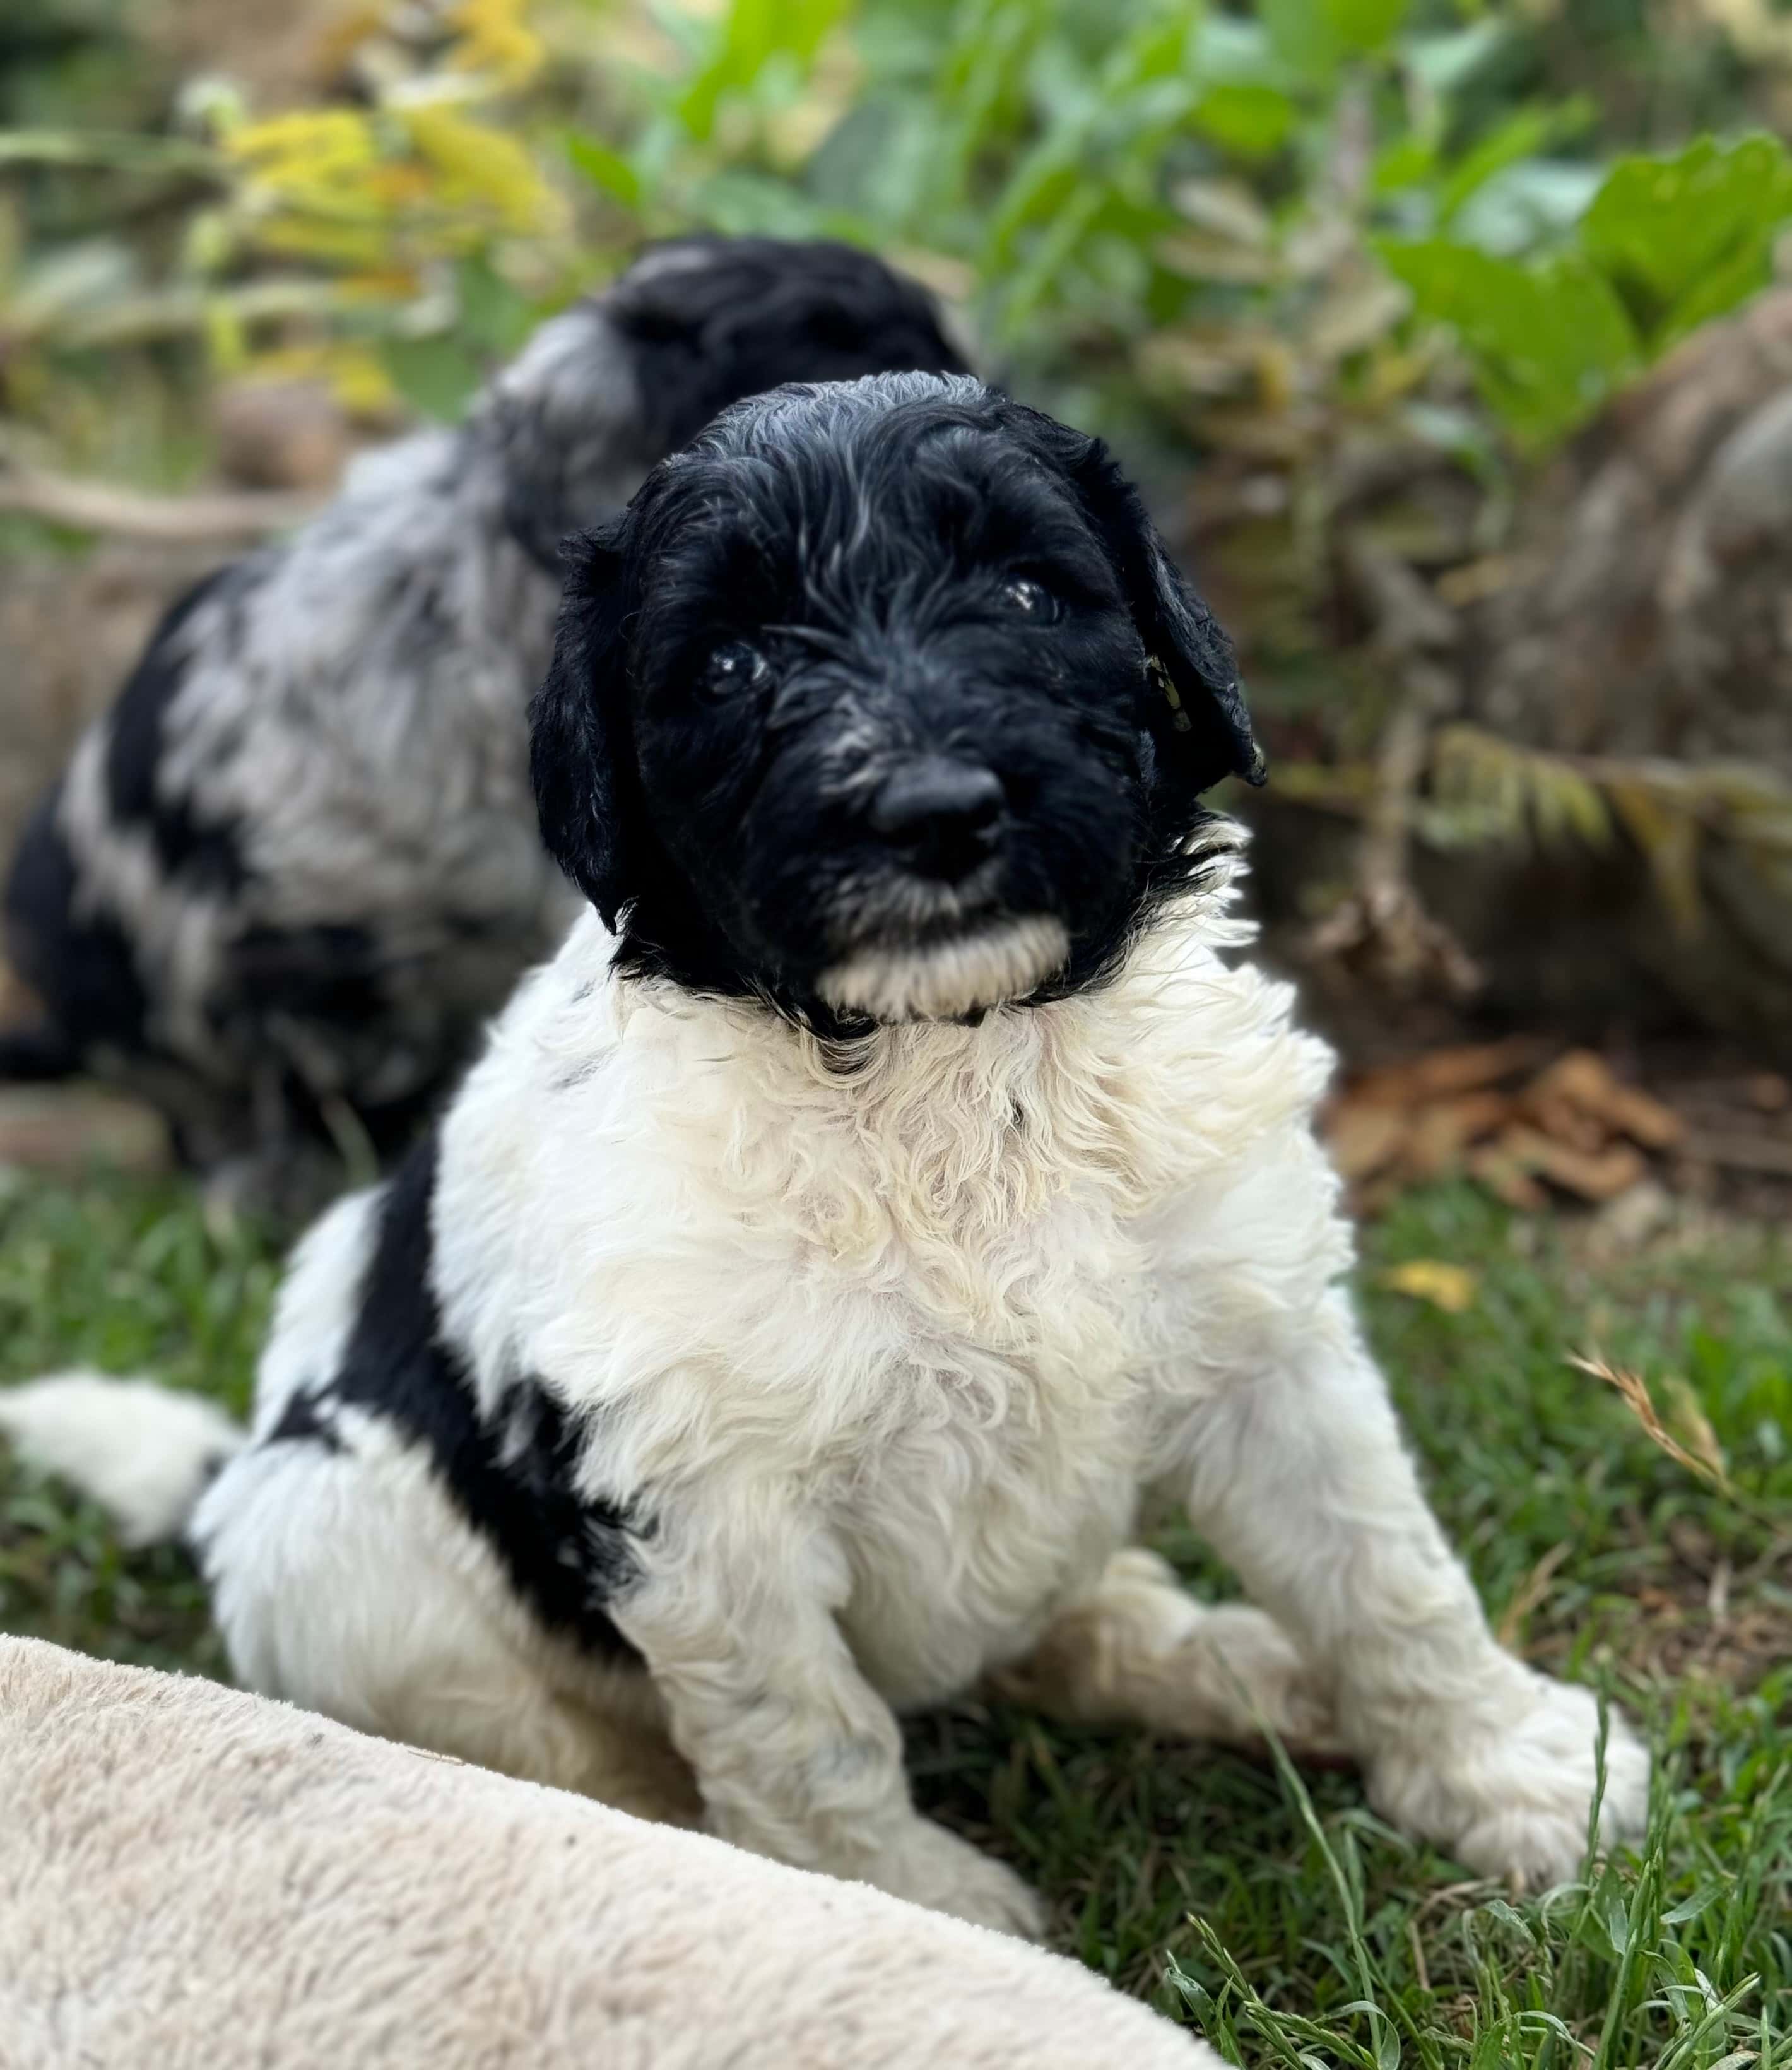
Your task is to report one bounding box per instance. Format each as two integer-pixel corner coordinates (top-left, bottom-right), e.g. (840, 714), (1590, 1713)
(700, 642), (771, 698)
(1002, 577), (1059, 623)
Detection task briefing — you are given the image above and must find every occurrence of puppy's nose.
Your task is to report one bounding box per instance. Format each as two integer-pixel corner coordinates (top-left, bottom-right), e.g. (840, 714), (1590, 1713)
(870, 757), (1006, 882)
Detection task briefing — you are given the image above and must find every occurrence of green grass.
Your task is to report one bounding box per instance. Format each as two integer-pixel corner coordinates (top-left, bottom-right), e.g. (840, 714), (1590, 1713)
(2, 1166), (1787, 2063)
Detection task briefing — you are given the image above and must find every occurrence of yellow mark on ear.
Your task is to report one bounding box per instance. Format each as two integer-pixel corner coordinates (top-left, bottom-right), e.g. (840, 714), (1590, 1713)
(1147, 654), (1194, 733)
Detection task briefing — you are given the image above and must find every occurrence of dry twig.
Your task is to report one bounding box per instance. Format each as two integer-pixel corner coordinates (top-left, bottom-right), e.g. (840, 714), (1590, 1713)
(0, 464), (319, 542)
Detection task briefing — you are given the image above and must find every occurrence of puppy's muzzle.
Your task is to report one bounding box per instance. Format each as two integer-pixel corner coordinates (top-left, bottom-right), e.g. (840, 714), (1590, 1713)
(868, 757), (1006, 885)
(819, 753), (1066, 1021)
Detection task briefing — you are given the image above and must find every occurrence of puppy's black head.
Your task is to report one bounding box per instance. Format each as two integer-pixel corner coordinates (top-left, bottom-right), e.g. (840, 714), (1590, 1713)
(531, 372), (1261, 1027)
(607, 235), (971, 447)
(493, 237), (968, 565)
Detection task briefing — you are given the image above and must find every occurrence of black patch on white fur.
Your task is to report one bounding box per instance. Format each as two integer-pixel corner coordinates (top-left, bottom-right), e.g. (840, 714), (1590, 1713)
(326, 1135), (645, 1660)
(3, 784), (151, 1065)
(220, 923), (387, 1039)
(263, 1386), (346, 1454)
(104, 570), (251, 894)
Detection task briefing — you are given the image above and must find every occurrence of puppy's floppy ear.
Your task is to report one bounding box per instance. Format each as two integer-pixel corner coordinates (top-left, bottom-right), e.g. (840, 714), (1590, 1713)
(529, 519), (639, 926)
(1017, 408), (1264, 795)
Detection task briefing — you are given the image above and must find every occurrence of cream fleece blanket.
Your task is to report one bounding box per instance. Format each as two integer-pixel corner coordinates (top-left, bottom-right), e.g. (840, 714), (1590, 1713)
(0, 1638), (1222, 2069)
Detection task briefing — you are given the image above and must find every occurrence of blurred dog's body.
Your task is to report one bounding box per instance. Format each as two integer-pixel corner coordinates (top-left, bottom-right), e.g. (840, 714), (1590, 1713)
(1, 237), (964, 1198)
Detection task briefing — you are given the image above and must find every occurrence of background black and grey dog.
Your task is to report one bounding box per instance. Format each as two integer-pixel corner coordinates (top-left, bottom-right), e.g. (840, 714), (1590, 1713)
(1, 236), (965, 1198)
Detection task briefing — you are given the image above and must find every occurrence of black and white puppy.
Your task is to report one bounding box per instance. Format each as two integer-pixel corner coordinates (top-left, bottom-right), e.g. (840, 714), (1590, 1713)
(0, 372), (1648, 1934)
(1, 239), (964, 1195)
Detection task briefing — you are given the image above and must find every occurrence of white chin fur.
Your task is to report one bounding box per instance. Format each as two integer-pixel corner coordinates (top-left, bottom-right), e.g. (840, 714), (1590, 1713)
(817, 916), (1071, 1022)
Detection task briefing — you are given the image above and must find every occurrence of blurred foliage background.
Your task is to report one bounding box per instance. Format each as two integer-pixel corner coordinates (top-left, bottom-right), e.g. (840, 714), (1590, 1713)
(7, 0), (1792, 1058)
(14, 0), (1792, 467)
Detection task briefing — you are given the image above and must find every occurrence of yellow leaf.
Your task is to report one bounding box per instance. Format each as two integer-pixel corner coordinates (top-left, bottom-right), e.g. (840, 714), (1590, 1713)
(1381, 1260), (1479, 1313)
(1430, 724), (1612, 853)
(244, 341), (399, 417)
(252, 219), (393, 269)
(226, 109), (377, 184)
(1606, 778), (1704, 937)
(397, 104), (563, 237)
(446, 0), (546, 92)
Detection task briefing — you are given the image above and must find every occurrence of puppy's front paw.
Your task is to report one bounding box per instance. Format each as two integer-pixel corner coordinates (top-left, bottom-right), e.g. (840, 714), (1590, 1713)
(1364, 1671), (1649, 1889)
(871, 1819), (1047, 1938)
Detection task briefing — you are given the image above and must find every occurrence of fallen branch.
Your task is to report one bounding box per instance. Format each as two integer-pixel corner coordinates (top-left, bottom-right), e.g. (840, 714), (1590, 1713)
(0, 464), (319, 543)
(1306, 530), (1480, 998)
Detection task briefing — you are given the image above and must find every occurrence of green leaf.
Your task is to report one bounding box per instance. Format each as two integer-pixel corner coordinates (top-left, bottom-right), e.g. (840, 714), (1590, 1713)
(1660, 1885), (1726, 1927)
(1262, 0), (1412, 80)
(675, 0), (851, 144)
(1433, 103), (1588, 230)
(1190, 83), (1298, 161)
(1401, 19), (1507, 97)
(1379, 237), (1638, 447)
(377, 334), (484, 424)
(454, 255), (536, 359)
(1600, 1888), (1632, 1958)
(1326, 0), (1410, 57)
(1582, 133), (1792, 348)
(1373, 133), (1439, 198)
(562, 133), (642, 208)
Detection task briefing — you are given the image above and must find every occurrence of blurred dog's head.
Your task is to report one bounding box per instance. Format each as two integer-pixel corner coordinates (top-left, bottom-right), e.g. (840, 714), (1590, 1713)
(531, 372), (1261, 1026)
(488, 237), (968, 567)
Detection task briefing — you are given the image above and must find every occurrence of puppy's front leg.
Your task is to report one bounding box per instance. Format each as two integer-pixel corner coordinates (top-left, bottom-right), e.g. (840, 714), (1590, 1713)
(1178, 1289), (1649, 1886)
(617, 1496), (1046, 1937)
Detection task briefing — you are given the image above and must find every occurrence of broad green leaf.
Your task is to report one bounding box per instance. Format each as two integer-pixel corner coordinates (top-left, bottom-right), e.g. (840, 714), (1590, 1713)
(1582, 133), (1792, 345)
(1191, 83), (1298, 160)
(1656, 229), (1782, 351)
(1380, 237), (1638, 447)
(1262, 0), (1412, 79)
(1327, 0), (1410, 57)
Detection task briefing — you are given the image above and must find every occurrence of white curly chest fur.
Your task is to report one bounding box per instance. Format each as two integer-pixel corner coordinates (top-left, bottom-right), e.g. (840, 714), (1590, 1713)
(185, 870), (1648, 1937)
(430, 887), (1327, 1673)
